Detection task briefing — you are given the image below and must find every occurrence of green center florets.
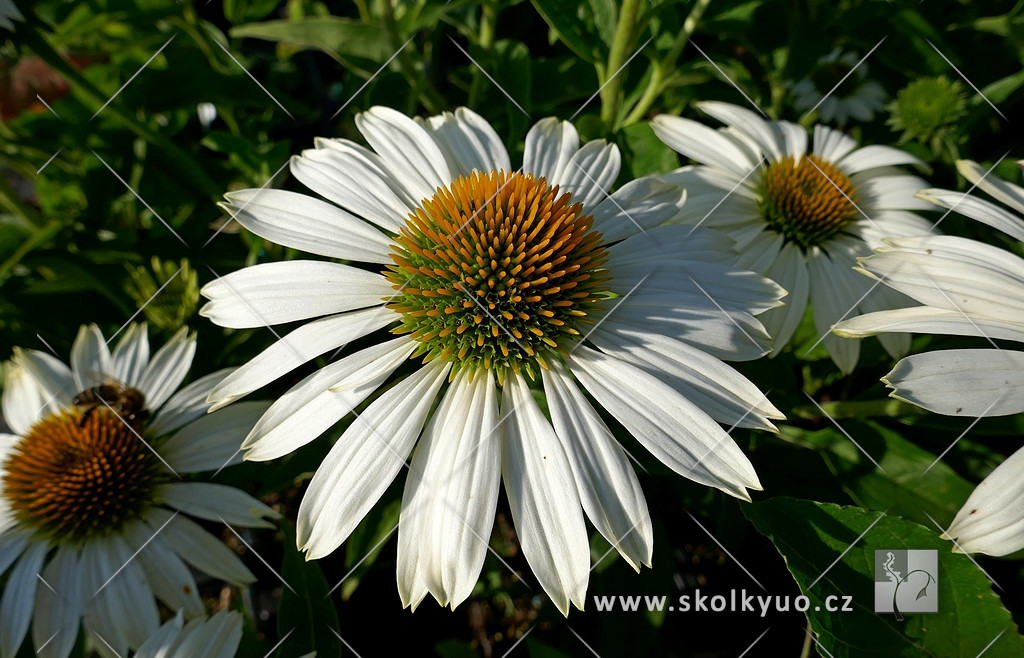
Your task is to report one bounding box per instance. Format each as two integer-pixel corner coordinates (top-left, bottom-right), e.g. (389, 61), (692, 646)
(757, 154), (860, 250)
(385, 170), (609, 381)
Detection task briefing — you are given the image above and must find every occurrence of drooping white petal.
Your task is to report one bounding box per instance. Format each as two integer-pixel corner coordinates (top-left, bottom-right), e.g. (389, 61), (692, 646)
(851, 172), (933, 211)
(812, 125), (857, 163)
(806, 244), (865, 373)
(148, 368), (236, 438)
(79, 540), (128, 658)
(199, 261), (392, 328)
(651, 115), (758, 177)
(144, 508), (255, 585)
(137, 326), (196, 412)
(297, 360), (450, 559)
(542, 366), (653, 570)
(290, 140), (413, 232)
(523, 117), (579, 183)
(0, 532), (29, 578)
(917, 188), (1024, 243)
(10, 348), (75, 410)
(242, 337), (416, 462)
(32, 545), (84, 658)
(0, 540), (46, 658)
(123, 522), (203, 618)
(696, 101), (782, 161)
(588, 326), (783, 431)
(82, 534), (159, 651)
(109, 323), (149, 388)
(589, 178), (685, 243)
(834, 306), (1024, 343)
(836, 145), (924, 174)
(206, 307), (395, 412)
(397, 369), (500, 610)
(419, 107), (511, 176)
(158, 483), (277, 528)
(756, 242), (810, 351)
(161, 400), (272, 473)
(569, 346), (761, 500)
(957, 159), (1024, 216)
(883, 349), (1024, 417)
(356, 106), (451, 203)
(2, 362), (50, 435)
(944, 445), (1024, 556)
(70, 324), (112, 391)
(500, 373), (588, 615)
(222, 188), (393, 263)
(555, 139), (621, 210)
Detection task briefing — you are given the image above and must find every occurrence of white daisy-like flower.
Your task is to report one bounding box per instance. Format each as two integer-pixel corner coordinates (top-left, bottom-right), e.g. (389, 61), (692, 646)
(651, 101), (936, 372)
(834, 159), (1024, 556)
(0, 0), (22, 31)
(134, 610), (241, 658)
(200, 105), (786, 614)
(788, 48), (886, 127)
(0, 324), (275, 658)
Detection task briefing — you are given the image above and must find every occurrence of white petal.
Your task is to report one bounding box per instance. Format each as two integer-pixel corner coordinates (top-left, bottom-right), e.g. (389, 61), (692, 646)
(109, 323), (150, 388)
(169, 610), (242, 658)
(569, 346), (761, 499)
(806, 245), (864, 373)
(883, 349), (1024, 417)
(145, 508), (255, 585)
(83, 535), (159, 651)
(137, 326), (196, 412)
(79, 540), (128, 658)
(33, 545), (84, 658)
(223, 188), (393, 263)
(837, 145), (924, 174)
(148, 368), (236, 437)
(123, 523), (203, 618)
(242, 337), (416, 462)
(696, 101), (783, 161)
(133, 612), (184, 658)
(588, 327), (783, 431)
(523, 117), (579, 183)
(200, 261), (392, 328)
(812, 125), (857, 163)
(206, 307), (395, 412)
(290, 141), (413, 232)
(0, 540), (46, 658)
(419, 107), (511, 176)
(298, 360), (450, 559)
(958, 159), (1024, 216)
(10, 348), (75, 410)
(945, 445), (1024, 556)
(161, 401), (271, 473)
(356, 106), (451, 203)
(0, 532), (30, 578)
(555, 140), (621, 210)
(853, 173), (933, 211)
(651, 115), (758, 177)
(2, 361), (49, 435)
(397, 369), (500, 610)
(918, 188), (1024, 243)
(589, 177), (685, 243)
(774, 120), (807, 159)
(542, 366), (653, 570)
(834, 306), (1024, 343)
(500, 373), (588, 615)
(159, 483), (276, 528)
(757, 242), (810, 350)
(70, 324), (112, 391)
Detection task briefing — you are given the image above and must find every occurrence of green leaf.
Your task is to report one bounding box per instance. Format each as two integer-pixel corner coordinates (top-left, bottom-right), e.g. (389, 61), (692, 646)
(744, 498), (1024, 658)
(619, 121), (680, 179)
(277, 521), (342, 657)
(781, 421), (976, 526)
(340, 498), (401, 600)
(530, 0), (606, 63)
(231, 17), (390, 73)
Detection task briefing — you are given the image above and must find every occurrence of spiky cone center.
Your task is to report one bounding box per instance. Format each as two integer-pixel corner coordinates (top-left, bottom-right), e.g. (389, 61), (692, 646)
(758, 154), (860, 250)
(2, 407), (164, 543)
(386, 170), (610, 381)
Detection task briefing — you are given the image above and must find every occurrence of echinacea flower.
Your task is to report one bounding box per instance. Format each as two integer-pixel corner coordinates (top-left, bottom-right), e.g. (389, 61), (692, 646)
(788, 48), (886, 127)
(134, 610), (241, 658)
(652, 101), (935, 372)
(200, 105), (786, 614)
(0, 324), (275, 658)
(834, 159), (1024, 556)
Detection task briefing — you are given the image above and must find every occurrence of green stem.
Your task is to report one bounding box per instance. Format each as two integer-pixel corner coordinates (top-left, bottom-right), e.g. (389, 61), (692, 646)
(376, 0), (445, 114)
(20, 26), (221, 200)
(600, 0), (642, 128)
(0, 173), (44, 228)
(0, 220), (63, 280)
(467, 2), (498, 108)
(621, 0), (712, 126)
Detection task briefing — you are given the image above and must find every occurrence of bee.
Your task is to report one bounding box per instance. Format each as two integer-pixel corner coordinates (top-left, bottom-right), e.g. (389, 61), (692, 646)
(72, 378), (149, 428)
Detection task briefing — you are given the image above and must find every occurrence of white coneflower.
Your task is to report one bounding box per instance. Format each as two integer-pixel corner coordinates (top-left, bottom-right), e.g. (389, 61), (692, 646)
(835, 159), (1024, 556)
(0, 0), (22, 30)
(652, 101), (935, 372)
(0, 324), (275, 658)
(201, 106), (785, 614)
(788, 48), (886, 127)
